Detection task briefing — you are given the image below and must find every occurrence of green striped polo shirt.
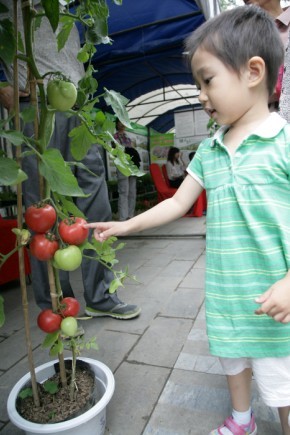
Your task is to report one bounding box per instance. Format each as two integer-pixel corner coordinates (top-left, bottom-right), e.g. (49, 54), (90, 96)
(187, 112), (290, 358)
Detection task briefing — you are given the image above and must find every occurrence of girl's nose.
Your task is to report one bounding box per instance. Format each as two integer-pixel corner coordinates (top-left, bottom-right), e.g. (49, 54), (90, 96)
(198, 88), (208, 104)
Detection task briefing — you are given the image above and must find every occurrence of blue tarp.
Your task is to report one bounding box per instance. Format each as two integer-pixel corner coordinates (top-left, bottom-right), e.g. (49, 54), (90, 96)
(88, 1), (206, 132)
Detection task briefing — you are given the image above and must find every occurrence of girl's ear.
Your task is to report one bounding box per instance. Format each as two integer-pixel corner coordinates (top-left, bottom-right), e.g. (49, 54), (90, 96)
(247, 56), (266, 88)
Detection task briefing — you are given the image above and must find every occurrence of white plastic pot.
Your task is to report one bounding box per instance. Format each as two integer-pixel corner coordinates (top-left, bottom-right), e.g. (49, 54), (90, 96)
(7, 357), (115, 435)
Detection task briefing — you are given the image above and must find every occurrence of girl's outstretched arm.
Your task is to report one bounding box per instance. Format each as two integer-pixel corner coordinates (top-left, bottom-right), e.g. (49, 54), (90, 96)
(85, 175), (203, 241)
(255, 271), (290, 323)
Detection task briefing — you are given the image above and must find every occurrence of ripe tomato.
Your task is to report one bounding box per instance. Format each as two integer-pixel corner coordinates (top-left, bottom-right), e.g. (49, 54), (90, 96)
(37, 309), (62, 333)
(60, 316), (78, 337)
(25, 204), (57, 233)
(58, 217), (89, 246)
(30, 233), (59, 261)
(54, 245), (82, 271)
(60, 297), (80, 317)
(47, 79), (77, 111)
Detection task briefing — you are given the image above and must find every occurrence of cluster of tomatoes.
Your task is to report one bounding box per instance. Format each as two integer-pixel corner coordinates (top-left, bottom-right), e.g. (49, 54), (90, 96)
(37, 297), (80, 336)
(24, 203), (89, 336)
(24, 203), (89, 271)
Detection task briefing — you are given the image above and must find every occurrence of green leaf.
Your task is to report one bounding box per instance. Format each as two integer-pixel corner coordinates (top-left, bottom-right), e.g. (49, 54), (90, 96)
(50, 340), (63, 356)
(103, 88), (131, 128)
(69, 123), (96, 161)
(0, 130), (26, 146)
(57, 16), (74, 51)
(53, 192), (86, 218)
(0, 295), (4, 328)
(0, 156), (27, 186)
(20, 106), (37, 123)
(43, 380), (59, 395)
(41, 0), (59, 32)
(42, 331), (59, 348)
(39, 109), (55, 151)
(19, 388), (33, 400)
(0, 3), (8, 13)
(0, 18), (16, 65)
(39, 148), (86, 197)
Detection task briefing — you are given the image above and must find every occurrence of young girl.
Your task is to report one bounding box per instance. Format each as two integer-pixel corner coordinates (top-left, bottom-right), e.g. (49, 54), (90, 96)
(86, 7), (290, 434)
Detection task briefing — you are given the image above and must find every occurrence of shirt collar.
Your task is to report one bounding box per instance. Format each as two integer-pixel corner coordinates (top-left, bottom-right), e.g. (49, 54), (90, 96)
(210, 112), (287, 147)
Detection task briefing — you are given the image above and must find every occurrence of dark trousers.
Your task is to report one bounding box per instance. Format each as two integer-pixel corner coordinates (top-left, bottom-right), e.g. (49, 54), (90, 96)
(22, 110), (121, 310)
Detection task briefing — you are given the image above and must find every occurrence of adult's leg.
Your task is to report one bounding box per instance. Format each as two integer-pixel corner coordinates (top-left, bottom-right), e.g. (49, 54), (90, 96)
(74, 143), (122, 309)
(128, 175), (137, 219)
(117, 171), (129, 221)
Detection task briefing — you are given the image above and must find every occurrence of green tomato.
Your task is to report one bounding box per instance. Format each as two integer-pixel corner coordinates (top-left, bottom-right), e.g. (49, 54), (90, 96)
(54, 245), (82, 271)
(47, 79), (77, 111)
(61, 316), (78, 337)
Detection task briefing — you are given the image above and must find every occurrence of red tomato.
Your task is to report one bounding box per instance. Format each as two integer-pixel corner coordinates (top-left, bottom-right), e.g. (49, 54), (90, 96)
(30, 233), (59, 261)
(37, 309), (62, 333)
(60, 297), (80, 317)
(58, 217), (89, 245)
(25, 204), (57, 233)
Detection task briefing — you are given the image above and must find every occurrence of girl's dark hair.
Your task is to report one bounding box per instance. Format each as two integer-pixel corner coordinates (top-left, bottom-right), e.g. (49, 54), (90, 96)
(185, 5), (284, 96)
(167, 147), (180, 164)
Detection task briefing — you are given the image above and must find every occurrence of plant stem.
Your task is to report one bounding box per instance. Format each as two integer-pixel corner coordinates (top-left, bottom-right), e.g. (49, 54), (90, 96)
(70, 342), (77, 401)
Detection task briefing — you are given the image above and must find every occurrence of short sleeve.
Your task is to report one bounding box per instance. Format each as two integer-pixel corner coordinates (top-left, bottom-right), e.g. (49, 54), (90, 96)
(186, 139), (211, 188)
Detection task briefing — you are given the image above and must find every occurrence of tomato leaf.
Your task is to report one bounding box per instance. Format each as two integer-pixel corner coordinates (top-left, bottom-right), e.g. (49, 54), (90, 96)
(20, 105), (37, 123)
(42, 331), (59, 348)
(0, 18), (16, 65)
(0, 130), (26, 146)
(57, 16), (74, 51)
(53, 192), (86, 219)
(39, 148), (86, 197)
(69, 123), (96, 161)
(41, 0), (59, 32)
(103, 88), (131, 128)
(43, 380), (59, 395)
(0, 156), (28, 186)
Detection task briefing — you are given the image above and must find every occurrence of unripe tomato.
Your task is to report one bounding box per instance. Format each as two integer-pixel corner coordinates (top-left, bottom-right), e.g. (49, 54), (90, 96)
(30, 233), (59, 261)
(54, 245), (82, 271)
(61, 316), (78, 337)
(25, 204), (57, 233)
(60, 297), (80, 317)
(47, 79), (77, 111)
(58, 217), (89, 246)
(37, 309), (62, 333)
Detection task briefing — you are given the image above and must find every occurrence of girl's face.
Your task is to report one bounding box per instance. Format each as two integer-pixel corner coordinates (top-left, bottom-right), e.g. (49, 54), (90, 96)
(191, 48), (251, 126)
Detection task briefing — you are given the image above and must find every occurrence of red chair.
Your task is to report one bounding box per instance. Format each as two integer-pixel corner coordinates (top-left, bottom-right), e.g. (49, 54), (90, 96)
(0, 216), (31, 285)
(149, 163), (177, 203)
(150, 163), (207, 217)
(161, 164), (171, 188)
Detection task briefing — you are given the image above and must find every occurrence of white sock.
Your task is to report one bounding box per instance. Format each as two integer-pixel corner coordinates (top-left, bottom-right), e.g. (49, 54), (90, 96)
(218, 408), (252, 435)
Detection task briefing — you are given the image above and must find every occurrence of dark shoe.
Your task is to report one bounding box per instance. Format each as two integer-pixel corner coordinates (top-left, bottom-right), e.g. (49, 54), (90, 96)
(85, 303), (141, 320)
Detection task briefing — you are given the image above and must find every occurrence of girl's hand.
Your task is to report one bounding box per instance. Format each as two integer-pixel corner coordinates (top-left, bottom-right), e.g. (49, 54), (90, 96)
(255, 277), (290, 323)
(84, 221), (129, 242)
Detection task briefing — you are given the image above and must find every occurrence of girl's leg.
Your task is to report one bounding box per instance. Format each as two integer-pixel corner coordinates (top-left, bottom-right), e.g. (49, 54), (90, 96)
(278, 406), (290, 435)
(227, 368), (253, 411)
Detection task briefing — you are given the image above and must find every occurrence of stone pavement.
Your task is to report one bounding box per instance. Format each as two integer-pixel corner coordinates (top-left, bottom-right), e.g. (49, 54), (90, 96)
(0, 217), (281, 434)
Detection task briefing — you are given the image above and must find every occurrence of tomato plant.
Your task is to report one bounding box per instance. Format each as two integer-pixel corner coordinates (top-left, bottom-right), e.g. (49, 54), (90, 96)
(30, 233), (59, 261)
(25, 204), (57, 233)
(54, 245), (82, 271)
(47, 79), (77, 111)
(59, 297), (80, 317)
(58, 217), (89, 245)
(60, 316), (78, 337)
(37, 309), (62, 333)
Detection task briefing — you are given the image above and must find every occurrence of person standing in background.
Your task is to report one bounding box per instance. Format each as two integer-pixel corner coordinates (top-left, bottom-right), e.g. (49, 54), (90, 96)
(243, 0), (290, 111)
(113, 118), (140, 221)
(0, 0), (141, 320)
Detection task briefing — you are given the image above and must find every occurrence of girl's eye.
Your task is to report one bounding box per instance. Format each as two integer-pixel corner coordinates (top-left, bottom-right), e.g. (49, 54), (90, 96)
(204, 77), (212, 85)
